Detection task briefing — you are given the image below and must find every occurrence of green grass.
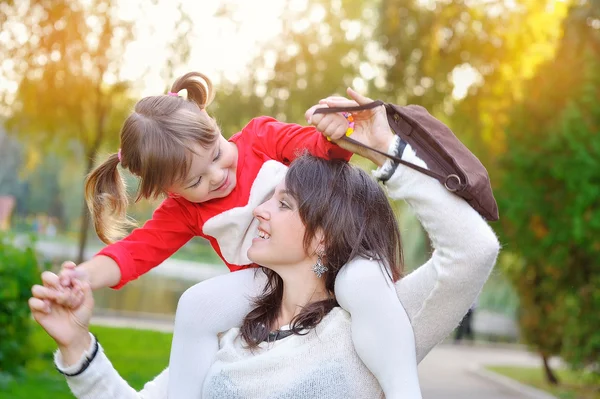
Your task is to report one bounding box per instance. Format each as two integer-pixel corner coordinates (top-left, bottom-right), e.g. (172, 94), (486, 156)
(1, 324), (172, 398)
(488, 366), (600, 399)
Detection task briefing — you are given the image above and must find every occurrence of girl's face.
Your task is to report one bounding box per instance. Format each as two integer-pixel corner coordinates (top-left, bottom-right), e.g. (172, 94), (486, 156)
(248, 180), (318, 269)
(169, 134), (238, 203)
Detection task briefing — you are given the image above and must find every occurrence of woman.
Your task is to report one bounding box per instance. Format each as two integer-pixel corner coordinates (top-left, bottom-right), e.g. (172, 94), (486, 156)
(30, 98), (500, 398)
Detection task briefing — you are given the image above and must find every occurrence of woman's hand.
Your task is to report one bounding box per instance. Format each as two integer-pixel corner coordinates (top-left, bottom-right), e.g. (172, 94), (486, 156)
(306, 88), (395, 166)
(29, 272), (95, 364)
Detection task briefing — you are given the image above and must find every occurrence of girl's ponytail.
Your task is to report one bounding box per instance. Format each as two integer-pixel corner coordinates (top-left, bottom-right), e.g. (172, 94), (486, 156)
(170, 72), (215, 110)
(84, 153), (133, 244)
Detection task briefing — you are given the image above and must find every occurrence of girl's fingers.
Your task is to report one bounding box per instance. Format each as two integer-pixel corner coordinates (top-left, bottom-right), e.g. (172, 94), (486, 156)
(61, 261), (76, 270)
(317, 117), (347, 141)
(305, 104), (328, 124)
(59, 261), (77, 286)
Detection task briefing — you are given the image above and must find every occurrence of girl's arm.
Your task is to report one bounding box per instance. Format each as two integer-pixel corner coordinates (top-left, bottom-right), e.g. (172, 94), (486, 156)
(242, 116), (353, 163)
(65, 197), (196, 290)
(384, 143), (500, 363)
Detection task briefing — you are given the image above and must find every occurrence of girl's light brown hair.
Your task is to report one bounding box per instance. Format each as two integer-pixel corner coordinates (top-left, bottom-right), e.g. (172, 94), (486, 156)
(85, 72), (219, 244)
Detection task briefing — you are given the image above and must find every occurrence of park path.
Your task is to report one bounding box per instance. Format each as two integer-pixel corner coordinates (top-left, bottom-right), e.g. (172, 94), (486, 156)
(418, 344), (557, 399)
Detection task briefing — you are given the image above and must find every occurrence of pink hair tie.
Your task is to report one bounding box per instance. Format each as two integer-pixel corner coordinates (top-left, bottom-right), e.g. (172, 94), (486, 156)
(168, 92), (179, 97)
(117, 149), (122, 162)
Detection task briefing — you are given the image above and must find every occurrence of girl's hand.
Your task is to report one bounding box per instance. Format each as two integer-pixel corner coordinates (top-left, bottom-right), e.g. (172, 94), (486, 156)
(29, 272), (94, 350)
(56, 261), (88, 308)
(306, 88), (395, 166)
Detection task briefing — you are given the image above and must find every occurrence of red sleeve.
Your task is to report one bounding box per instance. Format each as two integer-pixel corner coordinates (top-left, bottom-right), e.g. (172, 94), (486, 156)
(243, 116), (352, 164)
(96, 198), (196, 289)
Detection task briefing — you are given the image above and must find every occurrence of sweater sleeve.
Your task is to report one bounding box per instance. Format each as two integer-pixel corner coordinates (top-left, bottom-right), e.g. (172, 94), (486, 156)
(384, 145), (500, 363)
(244, 116), (353, 163)
(96, 198), (196, 289)
(56, 337), (169, 399)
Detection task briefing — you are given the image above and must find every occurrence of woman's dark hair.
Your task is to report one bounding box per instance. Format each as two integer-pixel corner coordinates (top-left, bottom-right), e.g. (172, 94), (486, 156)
(241, 153), (404, 348)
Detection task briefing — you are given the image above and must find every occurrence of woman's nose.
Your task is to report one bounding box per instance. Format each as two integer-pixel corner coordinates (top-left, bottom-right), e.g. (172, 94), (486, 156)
(253, 201), (270, 220)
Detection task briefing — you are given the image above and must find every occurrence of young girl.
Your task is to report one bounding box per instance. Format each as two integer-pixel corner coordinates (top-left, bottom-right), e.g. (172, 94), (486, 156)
(58, 72), (419, 398)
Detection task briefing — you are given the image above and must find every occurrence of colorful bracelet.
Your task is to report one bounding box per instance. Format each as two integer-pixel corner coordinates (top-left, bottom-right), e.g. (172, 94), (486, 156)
(325, 112), (355, 142)
(342, 112), (355, 137)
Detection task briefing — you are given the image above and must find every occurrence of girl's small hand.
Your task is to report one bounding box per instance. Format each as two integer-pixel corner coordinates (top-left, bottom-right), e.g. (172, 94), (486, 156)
(57, 261), (88, 308)
(306, 88), (395, 166)
(29, 272), (94, 349)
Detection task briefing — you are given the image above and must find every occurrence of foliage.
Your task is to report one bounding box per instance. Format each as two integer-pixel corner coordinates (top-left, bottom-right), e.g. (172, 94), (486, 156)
(0, 0), (139, 260)
(1, 324), (172, 398)
(210, 0), (571, 184)
(488, 366), (600, 399)
(434, 0), (570, 165)
(0, 235), (41, 384)
(0, 0), (197, 256)
(497, 0), (600, 378)
(211, 0), (372, 135)
(0, 129), (23, 198)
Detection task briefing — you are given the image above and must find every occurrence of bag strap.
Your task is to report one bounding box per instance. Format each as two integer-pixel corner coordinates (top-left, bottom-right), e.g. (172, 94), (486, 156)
(312, 102), (457, 189)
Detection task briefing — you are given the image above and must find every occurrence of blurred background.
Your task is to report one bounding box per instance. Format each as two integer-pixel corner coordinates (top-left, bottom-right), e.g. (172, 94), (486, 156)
(0, 0), (598, 397)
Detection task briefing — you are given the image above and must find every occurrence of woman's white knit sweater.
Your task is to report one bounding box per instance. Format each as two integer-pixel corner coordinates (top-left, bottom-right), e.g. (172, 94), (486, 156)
(56, 145), (500, 399)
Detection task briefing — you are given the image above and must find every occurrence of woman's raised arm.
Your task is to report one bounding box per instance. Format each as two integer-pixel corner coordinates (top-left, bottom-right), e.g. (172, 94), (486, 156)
(382, 141), (500, 363)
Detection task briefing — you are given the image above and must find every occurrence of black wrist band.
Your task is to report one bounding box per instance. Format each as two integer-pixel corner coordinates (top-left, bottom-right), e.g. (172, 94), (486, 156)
(56, 334), (100, 377)
(378, 136), (408, 183)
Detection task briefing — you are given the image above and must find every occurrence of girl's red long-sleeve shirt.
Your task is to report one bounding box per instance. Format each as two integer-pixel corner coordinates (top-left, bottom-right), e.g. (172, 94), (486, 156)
(96, 117), (352, 289)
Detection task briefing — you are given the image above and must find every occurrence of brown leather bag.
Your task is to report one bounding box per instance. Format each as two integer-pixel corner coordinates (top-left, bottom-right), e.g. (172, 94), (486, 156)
(313, 101), (499, 221)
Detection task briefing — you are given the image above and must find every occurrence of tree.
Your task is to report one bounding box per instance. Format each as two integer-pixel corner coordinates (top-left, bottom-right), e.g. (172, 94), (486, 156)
(378, 0), (569, 171)
(1, 0), (194, 261)
(1, 0), (135, 261)
(497, 0), (600, 383)
(210, 0), (373, 134)
(0, 129), (23, 198)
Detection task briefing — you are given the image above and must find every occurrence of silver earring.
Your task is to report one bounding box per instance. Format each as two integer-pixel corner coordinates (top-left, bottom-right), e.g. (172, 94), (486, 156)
(312, 252), (328, 278)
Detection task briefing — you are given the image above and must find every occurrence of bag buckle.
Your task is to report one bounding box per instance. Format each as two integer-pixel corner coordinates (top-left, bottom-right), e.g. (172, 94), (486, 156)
(444, 174), (462, 192)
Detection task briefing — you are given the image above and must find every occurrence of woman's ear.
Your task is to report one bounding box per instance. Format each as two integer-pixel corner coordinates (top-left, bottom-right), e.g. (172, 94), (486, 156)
(312, 228), (325, 255)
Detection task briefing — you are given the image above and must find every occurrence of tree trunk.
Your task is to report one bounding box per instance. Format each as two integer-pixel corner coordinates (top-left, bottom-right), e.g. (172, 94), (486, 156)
(77, 81), (107, 264)
(76, 154), (96, 264)
(541, 353), (559, 385)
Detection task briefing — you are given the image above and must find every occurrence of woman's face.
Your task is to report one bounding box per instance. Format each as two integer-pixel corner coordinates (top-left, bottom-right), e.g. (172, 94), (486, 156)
(248, 180), (316, 268)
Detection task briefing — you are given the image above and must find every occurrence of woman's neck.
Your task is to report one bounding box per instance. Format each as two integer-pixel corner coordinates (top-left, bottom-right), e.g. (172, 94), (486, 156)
(274, 270), (330, 329)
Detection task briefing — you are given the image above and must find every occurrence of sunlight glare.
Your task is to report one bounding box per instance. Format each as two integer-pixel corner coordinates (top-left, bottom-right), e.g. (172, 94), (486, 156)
(451, 64), (481, 100)
(113, 0), (287, 96)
